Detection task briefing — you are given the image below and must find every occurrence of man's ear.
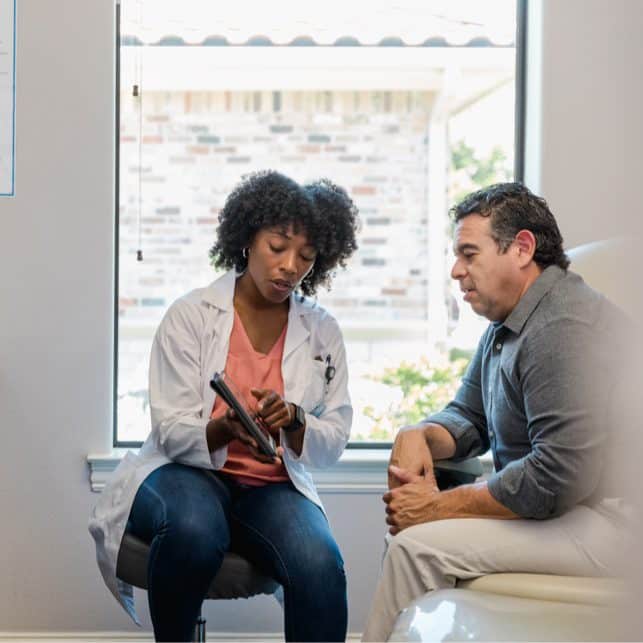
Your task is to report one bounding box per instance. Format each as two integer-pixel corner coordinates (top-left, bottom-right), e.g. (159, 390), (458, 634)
(514, 229), (536, 267)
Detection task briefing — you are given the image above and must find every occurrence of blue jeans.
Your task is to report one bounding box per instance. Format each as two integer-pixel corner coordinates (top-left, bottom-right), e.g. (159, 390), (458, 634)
(126, 462), (347, 642)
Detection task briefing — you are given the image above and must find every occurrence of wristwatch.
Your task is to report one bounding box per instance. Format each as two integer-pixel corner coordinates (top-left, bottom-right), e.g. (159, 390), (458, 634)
(283, 403), (305, 433)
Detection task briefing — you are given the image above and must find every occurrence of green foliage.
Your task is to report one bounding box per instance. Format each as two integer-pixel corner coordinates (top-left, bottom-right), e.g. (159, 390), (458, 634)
(450, 139), (511, 205)
(363, 355), (469, 433)
(451, 140), (476, 171)
(448, 347), (475, 362)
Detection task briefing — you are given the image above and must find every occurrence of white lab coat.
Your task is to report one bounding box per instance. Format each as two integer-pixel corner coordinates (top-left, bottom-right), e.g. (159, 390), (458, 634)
(89, 270), (353, 622)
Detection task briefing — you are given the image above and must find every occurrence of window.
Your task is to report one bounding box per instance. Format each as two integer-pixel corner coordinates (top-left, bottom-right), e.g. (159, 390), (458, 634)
(115, 0), (524, 447)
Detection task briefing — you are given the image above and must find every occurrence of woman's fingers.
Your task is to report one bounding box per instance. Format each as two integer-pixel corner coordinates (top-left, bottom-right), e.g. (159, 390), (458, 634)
(258, 396), (280, 417)
(224, 414), (281, 464)
(225, 408), (238, 421)
(262, 407), (290, 427)
(251, 389), (287, 418)
(231, 426), (257, 450)
(251, 388), (277, 410)
(255, 396), (291, 429)
(246, 442), (281, 465)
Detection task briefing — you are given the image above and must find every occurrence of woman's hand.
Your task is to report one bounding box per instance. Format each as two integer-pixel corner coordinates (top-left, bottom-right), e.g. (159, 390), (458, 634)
(250, 388), (294, 436)
(206, 409), (282, 464)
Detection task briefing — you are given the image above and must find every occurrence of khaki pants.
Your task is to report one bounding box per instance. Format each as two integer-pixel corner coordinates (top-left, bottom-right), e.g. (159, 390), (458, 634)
(362, 500), (630, 642)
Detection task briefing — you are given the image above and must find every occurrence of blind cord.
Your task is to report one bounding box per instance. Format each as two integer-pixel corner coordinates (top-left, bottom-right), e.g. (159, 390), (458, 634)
(135, 1), (143, 261)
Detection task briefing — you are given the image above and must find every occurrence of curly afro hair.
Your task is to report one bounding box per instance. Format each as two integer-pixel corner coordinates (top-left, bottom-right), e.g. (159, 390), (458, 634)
(210, 171), (359, 297)
(301, 178), (359, 294)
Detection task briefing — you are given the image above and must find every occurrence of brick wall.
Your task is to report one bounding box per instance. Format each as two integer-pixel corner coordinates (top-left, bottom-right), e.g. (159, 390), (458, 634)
(118, 90), (438, 328)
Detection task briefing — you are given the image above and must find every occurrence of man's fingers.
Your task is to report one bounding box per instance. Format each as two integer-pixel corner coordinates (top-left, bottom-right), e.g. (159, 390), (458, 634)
(388, 465), (412, 483)
(389, 465), (422, 484)
(388, 474), (402, 491)
(382, 491), (393, 504)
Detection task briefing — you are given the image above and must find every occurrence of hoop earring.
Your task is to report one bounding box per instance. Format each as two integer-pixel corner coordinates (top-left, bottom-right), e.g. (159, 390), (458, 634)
(242, 247), (248, 259)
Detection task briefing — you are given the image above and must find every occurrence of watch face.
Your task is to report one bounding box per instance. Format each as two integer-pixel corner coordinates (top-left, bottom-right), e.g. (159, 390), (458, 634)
(284, 404), (304, 432)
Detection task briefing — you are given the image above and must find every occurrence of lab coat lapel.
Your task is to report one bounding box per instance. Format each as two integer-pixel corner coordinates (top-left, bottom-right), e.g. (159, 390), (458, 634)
(200, 271), (236, 412)
(283, 295), (311, 404)
(284, 297), (310, 360)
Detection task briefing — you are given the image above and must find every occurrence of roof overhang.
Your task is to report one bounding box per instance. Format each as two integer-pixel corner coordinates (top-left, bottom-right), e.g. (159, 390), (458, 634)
(121, 46), (515, 95)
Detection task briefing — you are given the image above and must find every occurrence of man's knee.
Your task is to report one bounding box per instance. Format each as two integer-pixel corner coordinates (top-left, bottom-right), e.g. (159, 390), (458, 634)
(384, 528), (422, 568)
(383, 524), (457, 580)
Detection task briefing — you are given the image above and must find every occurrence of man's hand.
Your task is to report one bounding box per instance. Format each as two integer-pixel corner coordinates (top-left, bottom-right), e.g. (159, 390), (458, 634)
(384, 468), (519, 533)
(388, 427), (437, 490)
(383, 465), (441, 534)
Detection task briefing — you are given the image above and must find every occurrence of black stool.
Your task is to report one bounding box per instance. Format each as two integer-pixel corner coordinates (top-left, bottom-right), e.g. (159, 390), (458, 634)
(116, 531), (280, 642)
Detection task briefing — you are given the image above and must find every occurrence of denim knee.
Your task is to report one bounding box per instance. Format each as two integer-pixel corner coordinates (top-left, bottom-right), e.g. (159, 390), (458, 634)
(285, 539), (346, 595)
(159, 512), (229, 575)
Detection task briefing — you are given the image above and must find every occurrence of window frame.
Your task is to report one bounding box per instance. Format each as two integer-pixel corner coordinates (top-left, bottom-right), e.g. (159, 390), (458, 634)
(112, 0), (528, 449)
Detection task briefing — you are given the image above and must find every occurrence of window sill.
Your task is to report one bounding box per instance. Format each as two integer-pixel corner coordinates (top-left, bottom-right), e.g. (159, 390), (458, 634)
(87, 449), (391, 494)
(87, 450), (492, 494)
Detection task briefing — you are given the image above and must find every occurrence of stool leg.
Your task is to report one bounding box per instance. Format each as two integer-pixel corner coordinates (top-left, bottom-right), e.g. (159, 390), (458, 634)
(193, 607), (206, 643)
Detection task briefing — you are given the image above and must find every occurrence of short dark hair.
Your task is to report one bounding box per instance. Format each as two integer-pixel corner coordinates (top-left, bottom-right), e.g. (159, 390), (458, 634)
(451, 182), (570, 270)
(209, 171), (359, 296)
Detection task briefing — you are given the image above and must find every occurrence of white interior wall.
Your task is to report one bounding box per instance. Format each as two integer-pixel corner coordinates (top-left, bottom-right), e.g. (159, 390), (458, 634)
(0, 0), (641, 636)
(526, 0), (643, 245)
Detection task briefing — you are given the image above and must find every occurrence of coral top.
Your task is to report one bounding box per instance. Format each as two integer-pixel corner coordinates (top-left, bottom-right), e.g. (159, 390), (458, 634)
(212, 309), (290, 486)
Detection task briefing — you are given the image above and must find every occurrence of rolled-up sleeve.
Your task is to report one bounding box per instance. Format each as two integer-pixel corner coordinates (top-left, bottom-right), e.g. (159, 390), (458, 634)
(487, 320), (610, 519)
(425, 328), (491, 461)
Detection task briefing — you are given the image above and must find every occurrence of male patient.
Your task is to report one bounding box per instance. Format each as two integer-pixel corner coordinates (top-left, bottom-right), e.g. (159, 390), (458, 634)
(362, 182), (630, 641)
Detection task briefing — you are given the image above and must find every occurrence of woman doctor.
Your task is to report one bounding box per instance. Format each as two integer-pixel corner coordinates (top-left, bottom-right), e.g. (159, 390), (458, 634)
(89, 171), (359, 642)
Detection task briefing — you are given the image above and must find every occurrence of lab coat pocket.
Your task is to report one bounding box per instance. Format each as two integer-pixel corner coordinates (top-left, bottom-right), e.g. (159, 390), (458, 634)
(301, 361), (327, 416)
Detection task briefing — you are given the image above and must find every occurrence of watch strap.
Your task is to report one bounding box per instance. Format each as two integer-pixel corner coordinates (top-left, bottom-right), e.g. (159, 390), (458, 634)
(283, 403), (305, 433)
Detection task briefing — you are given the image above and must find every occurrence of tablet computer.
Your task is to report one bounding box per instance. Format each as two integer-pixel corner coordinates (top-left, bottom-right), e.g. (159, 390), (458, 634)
(209, 371), (277, 458)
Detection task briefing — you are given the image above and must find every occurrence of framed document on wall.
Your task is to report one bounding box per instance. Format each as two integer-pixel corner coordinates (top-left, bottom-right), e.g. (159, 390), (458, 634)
(0, 0), (15, 196)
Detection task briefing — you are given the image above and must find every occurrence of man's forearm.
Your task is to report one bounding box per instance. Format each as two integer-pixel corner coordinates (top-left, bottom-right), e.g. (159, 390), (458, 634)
(389, 423), (457, 490)
(434, 481), (518, 520)
(384, 472), (519, 533)
(423, 423), (457, 460)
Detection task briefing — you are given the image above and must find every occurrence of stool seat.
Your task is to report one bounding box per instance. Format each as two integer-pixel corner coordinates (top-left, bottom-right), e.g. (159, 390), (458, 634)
(116, 531), (280, 600)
